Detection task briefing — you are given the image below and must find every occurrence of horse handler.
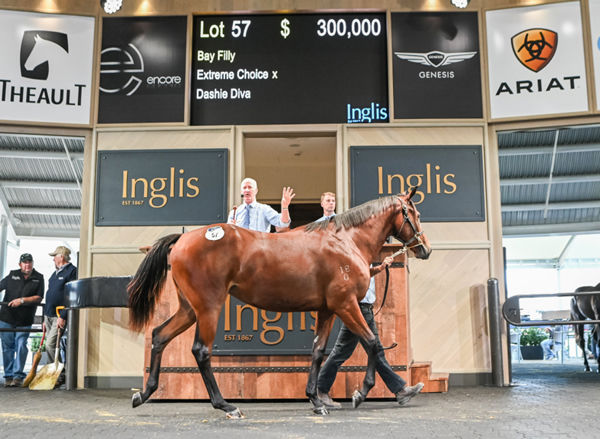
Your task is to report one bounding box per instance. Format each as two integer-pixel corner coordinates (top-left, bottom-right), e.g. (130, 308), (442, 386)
(315, 192), (424, 409)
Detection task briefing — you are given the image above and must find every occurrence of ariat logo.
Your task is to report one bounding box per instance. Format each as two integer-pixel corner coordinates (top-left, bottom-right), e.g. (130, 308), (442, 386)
(511, 28), (558, 72)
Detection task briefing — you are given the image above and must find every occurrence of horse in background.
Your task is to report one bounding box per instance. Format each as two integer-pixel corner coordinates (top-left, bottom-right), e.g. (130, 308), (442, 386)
(570, 282), (600, 372)
(127, 188), (431, 418)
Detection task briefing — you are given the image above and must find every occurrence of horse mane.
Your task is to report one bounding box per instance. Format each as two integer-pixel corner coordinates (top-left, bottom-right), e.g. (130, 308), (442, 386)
(305, 195), (397, 233)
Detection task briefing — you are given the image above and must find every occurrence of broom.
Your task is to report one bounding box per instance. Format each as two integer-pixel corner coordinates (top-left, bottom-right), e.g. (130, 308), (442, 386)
(22, 325), (46, 387)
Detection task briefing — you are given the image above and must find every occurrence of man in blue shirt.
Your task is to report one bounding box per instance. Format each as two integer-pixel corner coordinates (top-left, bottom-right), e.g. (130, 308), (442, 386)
(227, 177), (295, 232)
(314, 192), (424, 409)
(0, 253), (44, 387)
(43, 246), (77, 372)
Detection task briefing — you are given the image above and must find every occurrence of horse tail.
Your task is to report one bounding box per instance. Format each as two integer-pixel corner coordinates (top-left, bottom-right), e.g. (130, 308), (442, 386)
(128, 233), (182, 332)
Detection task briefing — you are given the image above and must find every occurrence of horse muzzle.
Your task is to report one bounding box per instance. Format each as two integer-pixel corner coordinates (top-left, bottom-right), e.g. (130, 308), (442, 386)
(413, 245), (431, 260)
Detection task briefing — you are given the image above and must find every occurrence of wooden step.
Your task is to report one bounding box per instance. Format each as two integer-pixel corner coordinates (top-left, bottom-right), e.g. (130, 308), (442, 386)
(410, 361), (448, 393)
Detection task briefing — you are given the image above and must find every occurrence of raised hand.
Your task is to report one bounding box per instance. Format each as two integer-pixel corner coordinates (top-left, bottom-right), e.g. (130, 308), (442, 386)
(281, 186), (296, 209)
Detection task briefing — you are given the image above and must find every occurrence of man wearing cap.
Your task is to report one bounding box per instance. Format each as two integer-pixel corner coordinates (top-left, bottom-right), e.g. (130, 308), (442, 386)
(0, 253), (44, 387)
(43, 246), (77, 374)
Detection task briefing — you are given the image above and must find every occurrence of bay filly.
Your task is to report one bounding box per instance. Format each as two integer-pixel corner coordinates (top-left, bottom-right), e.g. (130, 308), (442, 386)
(128, 188), (431, 418)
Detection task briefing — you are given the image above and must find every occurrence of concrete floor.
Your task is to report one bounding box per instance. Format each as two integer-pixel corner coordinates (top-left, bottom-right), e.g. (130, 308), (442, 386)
(1, 361), (599, 438)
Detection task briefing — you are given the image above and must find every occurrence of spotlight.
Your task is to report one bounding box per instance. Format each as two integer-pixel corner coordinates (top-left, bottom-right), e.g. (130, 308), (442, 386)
(450, 0), (470, 8)
(101, 0), (123, 14)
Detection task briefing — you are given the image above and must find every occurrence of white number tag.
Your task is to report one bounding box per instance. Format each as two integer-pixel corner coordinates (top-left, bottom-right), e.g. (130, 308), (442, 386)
(205, 226), (225, 241)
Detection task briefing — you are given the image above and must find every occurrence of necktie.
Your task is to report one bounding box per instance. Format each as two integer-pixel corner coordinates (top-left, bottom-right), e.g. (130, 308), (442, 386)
(243, 205), (251, 229)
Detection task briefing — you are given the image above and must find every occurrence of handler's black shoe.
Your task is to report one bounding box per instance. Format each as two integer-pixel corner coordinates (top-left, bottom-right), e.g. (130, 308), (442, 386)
(317, 390), (341, 409)
(396, 382), (424, 406)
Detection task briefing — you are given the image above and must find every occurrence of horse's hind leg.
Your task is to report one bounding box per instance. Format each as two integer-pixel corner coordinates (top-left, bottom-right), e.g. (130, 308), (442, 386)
(306, 311), (335, 415)
(132, 303), (195, 407)
(190, 311), (242, 419)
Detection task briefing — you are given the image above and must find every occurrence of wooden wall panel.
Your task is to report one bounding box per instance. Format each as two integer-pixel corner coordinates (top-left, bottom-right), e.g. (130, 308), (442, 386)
(409, 249), (491, 373)
(345, 126), (485, 147)
(97, 129), (232, 150)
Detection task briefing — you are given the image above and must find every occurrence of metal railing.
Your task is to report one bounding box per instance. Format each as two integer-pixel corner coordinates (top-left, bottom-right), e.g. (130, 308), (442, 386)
(0, 302), (44, 332)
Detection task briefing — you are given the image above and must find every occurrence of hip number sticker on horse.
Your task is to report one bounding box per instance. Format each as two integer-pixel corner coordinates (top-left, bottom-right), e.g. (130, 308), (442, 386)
(205, 226), (225, 241)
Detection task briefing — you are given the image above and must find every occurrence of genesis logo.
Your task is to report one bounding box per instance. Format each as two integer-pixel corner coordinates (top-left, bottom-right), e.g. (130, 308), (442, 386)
(100, 44), (145, 96)
(511, 28), (558, 72)
(394, 50), (477, 68)
(20, 30), (69, 80)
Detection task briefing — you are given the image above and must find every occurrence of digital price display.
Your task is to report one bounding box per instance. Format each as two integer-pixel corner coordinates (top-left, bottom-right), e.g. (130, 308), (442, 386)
(191, 12), (388, 125)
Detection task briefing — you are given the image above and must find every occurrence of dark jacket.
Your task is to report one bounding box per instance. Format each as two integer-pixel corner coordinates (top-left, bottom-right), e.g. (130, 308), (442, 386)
(0, 269), (44, 326)
(44, 263), (77, 319)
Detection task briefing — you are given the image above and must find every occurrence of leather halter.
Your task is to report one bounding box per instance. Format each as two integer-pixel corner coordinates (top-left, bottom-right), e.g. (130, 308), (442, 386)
(375, 200), (426, 316)
(390, 201), (426, 258)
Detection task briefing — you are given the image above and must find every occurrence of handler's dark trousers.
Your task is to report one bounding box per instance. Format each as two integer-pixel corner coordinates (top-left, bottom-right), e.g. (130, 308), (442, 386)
(317, 303), (406, 394)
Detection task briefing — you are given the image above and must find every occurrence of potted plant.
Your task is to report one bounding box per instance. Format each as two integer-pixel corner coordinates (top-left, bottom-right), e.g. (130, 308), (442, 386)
(519, 328), (547, 360)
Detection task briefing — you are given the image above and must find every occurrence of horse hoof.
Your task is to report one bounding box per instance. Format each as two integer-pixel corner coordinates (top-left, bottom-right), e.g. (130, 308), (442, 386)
(352, 390), (365, 409)
(312, 405), (329, 415)
(225, 408), (244, 419)
(132, 392), (143, 408)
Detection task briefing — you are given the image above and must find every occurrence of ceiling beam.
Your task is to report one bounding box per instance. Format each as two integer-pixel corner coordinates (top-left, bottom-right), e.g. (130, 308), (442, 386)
(502, 200), (600, 212)
(13, 226), (80, 238)
(0, 149), (83, 160)
(501, 174), (600, 186)
(503, 221), (600, 236)
(498, 144), (600, 156)
(12, 207), (80, 216)
(0, 180), (80, 190)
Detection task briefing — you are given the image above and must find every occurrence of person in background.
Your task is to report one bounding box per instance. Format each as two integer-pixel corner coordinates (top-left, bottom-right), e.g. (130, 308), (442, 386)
(43, 246), (77, 387)
(314, 192), (424, 409)
(319, 191), (336, 221)
(541, 327), (557, 360)
(0, 253), (44, 387)
(227, 177), (295, 232)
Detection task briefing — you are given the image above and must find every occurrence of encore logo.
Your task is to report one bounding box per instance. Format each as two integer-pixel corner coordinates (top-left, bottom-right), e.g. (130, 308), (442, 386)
(511, 28), (558, 72)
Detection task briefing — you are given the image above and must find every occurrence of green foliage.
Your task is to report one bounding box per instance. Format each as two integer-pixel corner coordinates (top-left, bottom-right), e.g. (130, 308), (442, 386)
(29, 334), (45, 352)
(520, 328), (548, 346)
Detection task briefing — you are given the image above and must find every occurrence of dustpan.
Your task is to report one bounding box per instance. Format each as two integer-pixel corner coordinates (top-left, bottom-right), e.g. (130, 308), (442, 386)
(29, 306), (65, 390)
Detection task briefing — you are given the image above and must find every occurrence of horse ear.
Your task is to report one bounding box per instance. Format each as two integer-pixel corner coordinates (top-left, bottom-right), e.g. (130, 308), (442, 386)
(408, 186), (419, 200)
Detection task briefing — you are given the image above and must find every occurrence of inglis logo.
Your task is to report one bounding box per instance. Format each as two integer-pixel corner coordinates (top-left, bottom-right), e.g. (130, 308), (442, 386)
(100, 43), (182, 96)
(346, 103), (388, 124)
(20, 30), (69, 80)
(511, 28), (558, 72)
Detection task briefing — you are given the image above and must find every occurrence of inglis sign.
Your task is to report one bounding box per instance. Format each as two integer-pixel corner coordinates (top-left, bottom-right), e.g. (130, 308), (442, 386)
(350, 145), (485, 222)
(95, 149), (228, 226)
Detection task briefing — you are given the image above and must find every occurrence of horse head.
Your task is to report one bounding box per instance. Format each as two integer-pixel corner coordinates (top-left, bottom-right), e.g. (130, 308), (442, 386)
(391, 187), (431, 260)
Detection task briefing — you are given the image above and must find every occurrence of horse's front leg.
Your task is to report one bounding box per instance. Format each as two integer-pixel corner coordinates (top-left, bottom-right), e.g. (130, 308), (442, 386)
(335, 304), (378, 409)
(306, 311), (335, 415)
(351, 336), (378, 408)
(133, 306), (195, 407)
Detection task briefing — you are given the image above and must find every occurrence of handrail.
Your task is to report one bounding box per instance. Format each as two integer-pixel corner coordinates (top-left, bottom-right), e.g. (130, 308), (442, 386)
(502, 290), (600, 326)
(0, 301), (44, 332)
